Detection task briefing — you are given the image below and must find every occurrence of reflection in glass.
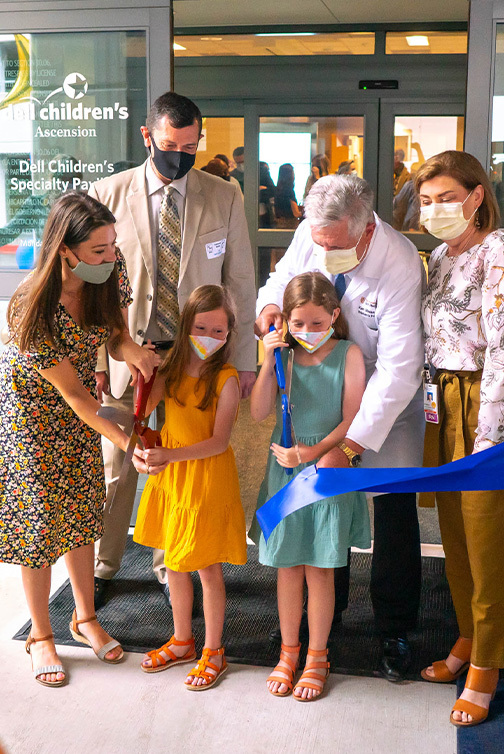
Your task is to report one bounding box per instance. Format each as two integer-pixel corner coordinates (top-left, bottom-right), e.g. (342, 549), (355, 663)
(386, 32), (467, 55)
(194, 117), (245, 193)
(393, 115), (464, 233)
(257, 115), (364, 285)
(491, 25), (504, 224)
(174, 32), (375, 58)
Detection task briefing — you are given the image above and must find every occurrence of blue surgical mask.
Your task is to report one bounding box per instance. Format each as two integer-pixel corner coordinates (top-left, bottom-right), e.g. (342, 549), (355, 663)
(67, 258), (115, 284)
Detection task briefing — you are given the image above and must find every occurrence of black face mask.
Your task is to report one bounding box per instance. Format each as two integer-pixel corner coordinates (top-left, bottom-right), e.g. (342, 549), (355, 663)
(149, 134), (196, 181)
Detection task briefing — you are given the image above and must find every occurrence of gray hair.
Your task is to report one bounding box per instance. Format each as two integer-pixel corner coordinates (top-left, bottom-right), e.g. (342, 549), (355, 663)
(304, 174), (375, 236)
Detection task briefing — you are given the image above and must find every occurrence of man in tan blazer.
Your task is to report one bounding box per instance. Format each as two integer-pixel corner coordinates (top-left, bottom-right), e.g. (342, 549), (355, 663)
(88, 92), (256, 605)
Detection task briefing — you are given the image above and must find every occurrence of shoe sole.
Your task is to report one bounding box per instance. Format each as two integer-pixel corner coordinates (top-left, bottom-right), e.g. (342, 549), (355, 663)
(141, 653), (197, 674)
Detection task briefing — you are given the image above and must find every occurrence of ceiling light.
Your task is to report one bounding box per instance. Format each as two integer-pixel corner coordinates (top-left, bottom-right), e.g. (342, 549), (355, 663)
(210, 37), (222, 41)
(256, 32), (316, 37)
(173, 42), (186, 50)
(406, 35), (429, 46)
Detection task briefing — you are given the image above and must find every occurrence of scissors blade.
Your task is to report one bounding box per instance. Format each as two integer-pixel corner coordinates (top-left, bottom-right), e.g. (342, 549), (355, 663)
(97, 405), (135, 433)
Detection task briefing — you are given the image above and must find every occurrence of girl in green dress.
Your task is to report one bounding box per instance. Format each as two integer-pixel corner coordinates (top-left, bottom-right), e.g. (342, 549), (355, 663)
(250, 272), (370, 702)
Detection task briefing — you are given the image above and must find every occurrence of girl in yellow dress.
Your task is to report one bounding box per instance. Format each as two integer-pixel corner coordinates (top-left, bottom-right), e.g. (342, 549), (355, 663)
(133, 284), (246, 690)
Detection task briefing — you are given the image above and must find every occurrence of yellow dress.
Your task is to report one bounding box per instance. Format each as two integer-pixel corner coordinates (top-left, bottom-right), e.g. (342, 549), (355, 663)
(134, 365), (247, 572)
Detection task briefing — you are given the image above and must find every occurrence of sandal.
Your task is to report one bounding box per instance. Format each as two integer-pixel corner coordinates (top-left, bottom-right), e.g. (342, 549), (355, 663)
(266, 643), (301, 697)
(185, 646), (228, 691)
(141, 635), (196, 674)
(421, 636), (472, 683)
(25, 632), (66, 688)
(69, 608), (124, 664)
(450, 666), (499, 728)
(293, 648), (330, 702)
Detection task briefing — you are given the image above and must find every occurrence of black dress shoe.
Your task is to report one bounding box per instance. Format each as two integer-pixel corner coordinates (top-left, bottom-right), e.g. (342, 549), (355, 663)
(378, 637), (412, 682)
(94, 577), (110, 610)
(158, 581), (173, 610)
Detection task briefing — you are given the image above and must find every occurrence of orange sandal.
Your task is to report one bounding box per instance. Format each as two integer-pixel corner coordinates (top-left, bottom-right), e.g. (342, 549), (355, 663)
(421, 636), (472, 683)
(185, 646), (228, 691)
(141, 635), (196, 674)
(293, 648), (330, 702)
(267, 643), (301, 697)
(450, 666), (499, 727)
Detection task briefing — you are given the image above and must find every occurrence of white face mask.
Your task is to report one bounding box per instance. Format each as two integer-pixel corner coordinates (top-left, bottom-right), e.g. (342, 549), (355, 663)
(419, 191), (476, 241)
(316, 229), (364, 276)
(289, 325), (334, 353)
(189, 334), (226, 360)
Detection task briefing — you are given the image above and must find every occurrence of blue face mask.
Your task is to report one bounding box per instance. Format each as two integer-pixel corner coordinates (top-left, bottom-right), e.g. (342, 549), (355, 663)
(67, 257), (115, 284)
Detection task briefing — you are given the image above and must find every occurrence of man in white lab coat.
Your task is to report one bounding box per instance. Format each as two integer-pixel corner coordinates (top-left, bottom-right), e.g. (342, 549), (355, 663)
(255, 174), (425, 682)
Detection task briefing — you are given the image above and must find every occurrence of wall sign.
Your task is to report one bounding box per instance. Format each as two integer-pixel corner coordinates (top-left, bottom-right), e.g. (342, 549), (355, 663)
(0, 30), (147, 270)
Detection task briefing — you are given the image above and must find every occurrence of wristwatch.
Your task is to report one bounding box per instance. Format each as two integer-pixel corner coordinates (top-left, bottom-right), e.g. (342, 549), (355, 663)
(337, 441), (362, 467)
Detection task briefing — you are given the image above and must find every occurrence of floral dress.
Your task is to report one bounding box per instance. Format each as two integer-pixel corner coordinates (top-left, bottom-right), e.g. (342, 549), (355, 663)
(422, 230), (504, 451)
(0, 252), (132, 568)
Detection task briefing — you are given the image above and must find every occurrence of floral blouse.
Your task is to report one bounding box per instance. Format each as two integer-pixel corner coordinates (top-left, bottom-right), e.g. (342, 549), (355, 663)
(422, 229), (504, 452)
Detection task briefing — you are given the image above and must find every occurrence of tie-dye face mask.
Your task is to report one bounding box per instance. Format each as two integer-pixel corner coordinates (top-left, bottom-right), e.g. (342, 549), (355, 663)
(189, 334), (226, 360)
(288, 326), (334, 353)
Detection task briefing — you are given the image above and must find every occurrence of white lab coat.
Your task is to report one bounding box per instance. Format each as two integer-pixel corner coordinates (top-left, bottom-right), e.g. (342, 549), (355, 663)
(256, 214), (425, 468)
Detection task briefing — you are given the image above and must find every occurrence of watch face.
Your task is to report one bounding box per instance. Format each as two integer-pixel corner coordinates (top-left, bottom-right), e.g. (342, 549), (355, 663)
(350, 454), (362, 467)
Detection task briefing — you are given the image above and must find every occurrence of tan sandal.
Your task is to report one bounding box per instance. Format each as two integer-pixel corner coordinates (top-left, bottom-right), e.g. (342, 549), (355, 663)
(141, 635), (196, 673)
(69, 608), (124, 664)
(185, 646), (228, 691)
(25, 632), (66, 687)
(267, 643), (301, 697)
(293, 648), (330, 702)
(421, 636), (472, 683)
(450, 666), (499, 727)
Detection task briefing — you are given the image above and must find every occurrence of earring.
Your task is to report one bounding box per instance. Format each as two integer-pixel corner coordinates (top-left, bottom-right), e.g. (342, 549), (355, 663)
(475, 209), (482, 229)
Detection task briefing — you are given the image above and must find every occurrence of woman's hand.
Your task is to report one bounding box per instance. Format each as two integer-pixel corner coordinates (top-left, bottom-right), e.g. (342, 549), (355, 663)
(123, 340), (161, 386)
(271, 442), (313, 468)
(262, 328), (288, 363)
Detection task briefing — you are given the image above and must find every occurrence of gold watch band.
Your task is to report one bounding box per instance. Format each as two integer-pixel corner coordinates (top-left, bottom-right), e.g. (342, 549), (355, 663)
(337, 441), (360, 462)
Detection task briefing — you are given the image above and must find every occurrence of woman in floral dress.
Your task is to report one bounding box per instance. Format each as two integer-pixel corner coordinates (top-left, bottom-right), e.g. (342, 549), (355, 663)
(0, 192), (158, 687)
(417, 151), (504, 727)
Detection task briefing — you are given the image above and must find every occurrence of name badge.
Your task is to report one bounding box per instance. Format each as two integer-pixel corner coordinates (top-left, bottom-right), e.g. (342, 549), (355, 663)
(424, 382), (439, 424)
(205, 239), (226, 259)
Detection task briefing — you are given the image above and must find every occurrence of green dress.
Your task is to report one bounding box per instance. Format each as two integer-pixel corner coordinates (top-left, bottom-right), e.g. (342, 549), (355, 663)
(249, 340), (371, 568)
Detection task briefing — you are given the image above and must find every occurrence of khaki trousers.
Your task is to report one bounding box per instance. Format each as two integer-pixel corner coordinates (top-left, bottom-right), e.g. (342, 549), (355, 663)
(427, 371), (504, 668)
(94, 385), (167, 583)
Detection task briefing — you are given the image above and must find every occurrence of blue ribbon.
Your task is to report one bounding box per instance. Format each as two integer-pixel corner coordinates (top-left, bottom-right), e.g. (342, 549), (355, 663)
(256, 442), (504, 541)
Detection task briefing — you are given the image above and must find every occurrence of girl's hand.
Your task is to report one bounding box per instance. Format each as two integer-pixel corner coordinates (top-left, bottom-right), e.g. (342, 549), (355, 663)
(143, 446), (171, 475)
(271, 442), (312, 468)
(132, 446), (149, 474)
(262, 329), (288, 361)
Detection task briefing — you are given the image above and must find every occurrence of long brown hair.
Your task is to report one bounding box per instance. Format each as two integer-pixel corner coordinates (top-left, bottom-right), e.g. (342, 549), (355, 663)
(414, 150), (500, 233)
(283, 271), (349, 347)
(7, 191), (125, 352)
(161, 284), (236, 410)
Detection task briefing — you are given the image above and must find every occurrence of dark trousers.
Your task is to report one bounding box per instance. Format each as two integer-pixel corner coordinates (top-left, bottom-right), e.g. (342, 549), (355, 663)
(335, 492), (421, 636)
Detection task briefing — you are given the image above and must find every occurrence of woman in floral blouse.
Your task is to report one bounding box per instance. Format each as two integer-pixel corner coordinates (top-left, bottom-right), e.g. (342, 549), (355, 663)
(417, 151), (504, 727)
(0, 192), (158, 687)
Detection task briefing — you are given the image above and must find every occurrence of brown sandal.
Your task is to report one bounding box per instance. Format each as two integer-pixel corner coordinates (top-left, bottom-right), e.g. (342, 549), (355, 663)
(69, 608), (123, 664)
(293, 648), (330, 702)
(267, 643), (301, 697)
(185, 646), (228, 691)
(450, 666), (499, 727)
(25, 632), (66, 687)
(420, 636), (472, 683)
(141, 635), (196, 674)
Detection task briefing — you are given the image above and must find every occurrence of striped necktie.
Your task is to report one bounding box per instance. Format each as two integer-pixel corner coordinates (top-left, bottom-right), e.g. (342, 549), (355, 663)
(334, 273), (347, 301)
(156, 185), (182, 338)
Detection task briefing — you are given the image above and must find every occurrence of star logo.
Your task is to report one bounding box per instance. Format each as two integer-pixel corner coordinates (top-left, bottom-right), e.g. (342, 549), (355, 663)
(62, 72), (88, 100)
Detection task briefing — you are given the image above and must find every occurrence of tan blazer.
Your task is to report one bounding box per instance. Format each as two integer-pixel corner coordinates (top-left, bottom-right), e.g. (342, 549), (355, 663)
(88, 162), (256, 398)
